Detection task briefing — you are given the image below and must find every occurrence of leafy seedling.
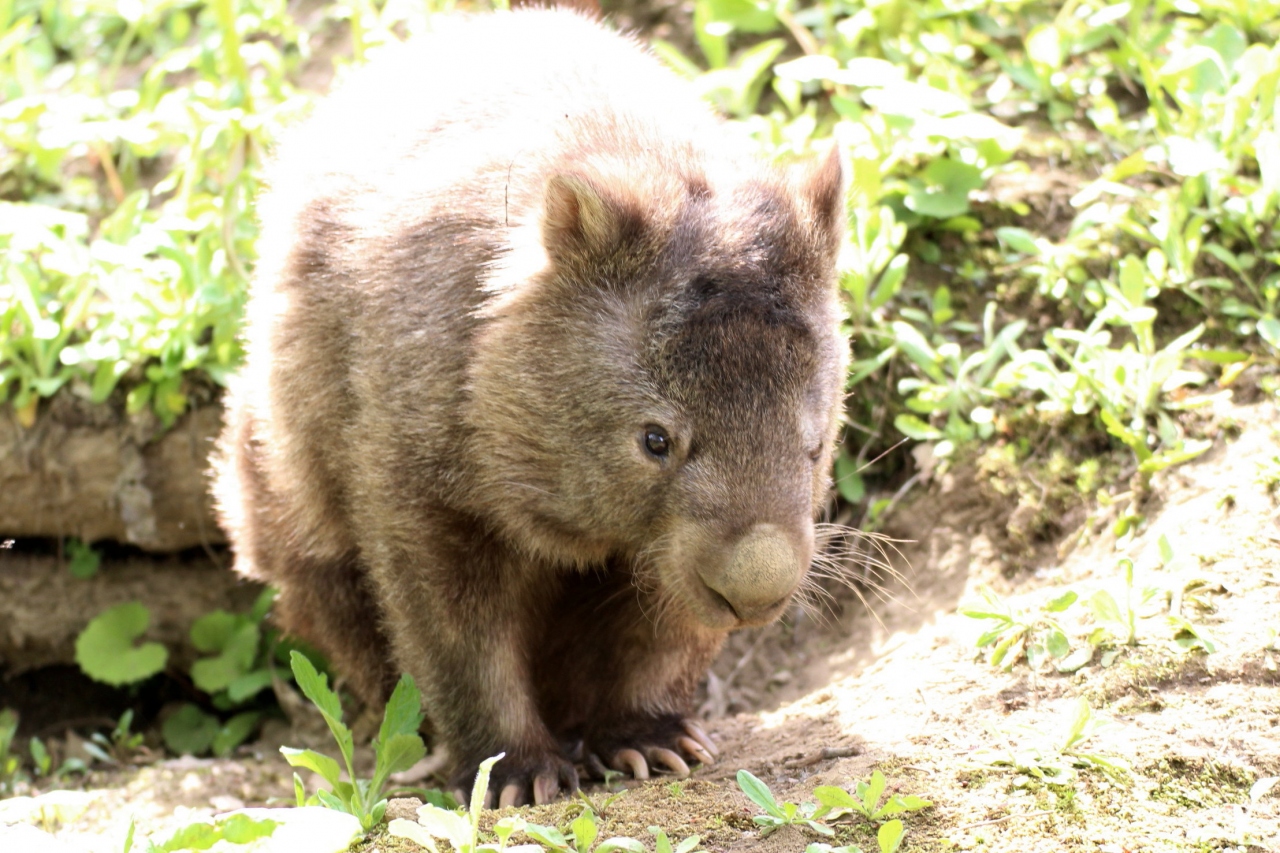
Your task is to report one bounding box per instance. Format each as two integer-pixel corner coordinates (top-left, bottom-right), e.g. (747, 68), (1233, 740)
(84, 709), (147, 766)
(282, 650), (426, 832)
(813, 770), (932, 823)
(66, 538), (101, 579)
(961, 586), (1081, 671)
(976, 697), (1130, 786)
(736, 769), (834, 837)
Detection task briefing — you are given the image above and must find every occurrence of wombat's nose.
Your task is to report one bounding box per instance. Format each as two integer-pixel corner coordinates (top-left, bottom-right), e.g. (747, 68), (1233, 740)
(700, 524), (809, 625)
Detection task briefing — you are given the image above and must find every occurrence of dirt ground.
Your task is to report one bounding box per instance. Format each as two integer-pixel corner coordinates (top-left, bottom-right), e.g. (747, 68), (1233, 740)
(4, 394), (1278, 852)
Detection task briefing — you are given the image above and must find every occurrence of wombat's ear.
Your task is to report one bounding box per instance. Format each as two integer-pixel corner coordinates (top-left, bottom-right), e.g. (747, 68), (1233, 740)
(802, 145), (848, 254)
(541, 172), (642, 262)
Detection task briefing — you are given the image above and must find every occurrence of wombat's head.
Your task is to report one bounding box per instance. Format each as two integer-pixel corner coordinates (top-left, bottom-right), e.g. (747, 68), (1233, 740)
(469, 147), (847, 631)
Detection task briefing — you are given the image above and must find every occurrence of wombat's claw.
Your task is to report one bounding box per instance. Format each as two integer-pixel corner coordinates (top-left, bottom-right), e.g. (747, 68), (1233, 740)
(497, 777), (561, 807)
(605, 745), (692, 780)
(646, 747), (690, 777)
(609, 747), (650, 780)
(682, 720), (720, 761)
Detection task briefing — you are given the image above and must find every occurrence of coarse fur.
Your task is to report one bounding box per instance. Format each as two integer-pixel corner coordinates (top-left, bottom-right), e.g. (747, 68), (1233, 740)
(212, 8), (849, 802)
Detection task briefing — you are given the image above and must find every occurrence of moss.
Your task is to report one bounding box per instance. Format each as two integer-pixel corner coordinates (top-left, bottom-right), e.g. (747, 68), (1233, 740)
(1146, 758), (1255, 808)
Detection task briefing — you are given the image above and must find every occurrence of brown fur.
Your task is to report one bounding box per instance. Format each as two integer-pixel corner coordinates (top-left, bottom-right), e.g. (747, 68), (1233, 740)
(212, 9), (847, 799)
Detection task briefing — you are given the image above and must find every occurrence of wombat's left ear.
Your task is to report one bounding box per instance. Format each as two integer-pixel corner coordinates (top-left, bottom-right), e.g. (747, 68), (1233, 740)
(802, 145), (848, 252)
(541, 171), (643, 264)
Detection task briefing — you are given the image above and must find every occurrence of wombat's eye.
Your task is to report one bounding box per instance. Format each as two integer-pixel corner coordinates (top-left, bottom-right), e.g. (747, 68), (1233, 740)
(808, 445), (823, 464)
(643, 427), (671, 458)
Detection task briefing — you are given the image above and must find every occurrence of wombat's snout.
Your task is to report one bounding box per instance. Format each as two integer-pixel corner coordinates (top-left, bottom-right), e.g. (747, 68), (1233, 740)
(697, 523), (812, 626)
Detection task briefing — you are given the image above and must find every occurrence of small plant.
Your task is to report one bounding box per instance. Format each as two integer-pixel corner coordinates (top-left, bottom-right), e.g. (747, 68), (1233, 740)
(66, 537), (101, 579)
(389, 754), (515, 853)
(736, 769), (835, 837)
(84, 709), (147, 766)
(390, 755), (680, 853)
(523, 807), (658, 853)
(163, 589), (296, 757)
(960, 587), (1081, 672)
(805, 819), (907, 853)
(976, 697), (1130, 786)
(282, 650), (426, 833)
(812, 770), (932, 823)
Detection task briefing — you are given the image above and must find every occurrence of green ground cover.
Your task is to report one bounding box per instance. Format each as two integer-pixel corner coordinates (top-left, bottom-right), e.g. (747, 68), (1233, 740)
(2, 0), (1277, 482)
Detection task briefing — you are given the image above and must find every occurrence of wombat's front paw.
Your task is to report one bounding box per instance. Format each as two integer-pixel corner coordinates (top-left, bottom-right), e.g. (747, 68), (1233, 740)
(451, 750), (579, 808)
(585, 716), (719, 780)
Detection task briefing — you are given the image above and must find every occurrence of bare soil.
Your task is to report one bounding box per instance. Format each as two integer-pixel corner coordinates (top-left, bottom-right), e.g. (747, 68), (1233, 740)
(5, 395), (1278, 852)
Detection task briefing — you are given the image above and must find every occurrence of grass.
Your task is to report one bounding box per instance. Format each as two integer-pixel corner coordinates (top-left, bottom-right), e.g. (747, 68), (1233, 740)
(0, 0), (1275, 477)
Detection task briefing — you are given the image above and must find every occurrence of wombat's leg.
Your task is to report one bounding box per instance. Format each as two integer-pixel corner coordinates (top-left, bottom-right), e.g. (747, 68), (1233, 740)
(362, 515), (578, 806)
(532, 568), (725, 780)
(215, 403), (398, 705)
(272, 552), (398, 705)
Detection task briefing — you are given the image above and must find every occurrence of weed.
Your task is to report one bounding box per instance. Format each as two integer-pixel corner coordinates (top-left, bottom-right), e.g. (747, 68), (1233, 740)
(976, 697), (1130, 787)
(736, 769), (835, 837)
(961, 586), (1081, 672)
(84, 709), (147, 766)
(812, 770), (932, 822)
(282, 650), (427, 833)
(389, 754), (701, 853)
(738, 768), (929, 852)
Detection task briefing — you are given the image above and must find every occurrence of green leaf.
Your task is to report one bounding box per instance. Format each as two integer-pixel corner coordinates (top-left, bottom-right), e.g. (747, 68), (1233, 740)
(995, 227), (1039, 256)
(877, 819), (905, 853)
(813, 786), (858, 809)
(1257, 317), (1280, 349)
(905, 159), (984, 219)
(525, 822), (571, 849)
(226, 669), (274, 703)
(191, 623), (260, 693)
(288, 651), (353, 763)
(470, 753), (504, 834)
(1045, 591), (1079, 613)
(218, 813), (280, 845)
(66, 539), (101, 579)
(1025, 25), (1063, 71)
(75, 602), (168, 686)
(737, 769), (783, 817)
(834, 451), (865, 503)
(388, 818), (443, 853)
(212, 711), (261, 757)
(379, 673), (425, 744)
(571, 810), (598, 853)
(893, 414), (943, 441)
(161, 704), (220, 756)
(372, 732), (426, 788)
(280, 747), (342, 788)
(862, 770), (887, 815)
(190, 611), (239, 653)
(1088, 591), (1125, 629)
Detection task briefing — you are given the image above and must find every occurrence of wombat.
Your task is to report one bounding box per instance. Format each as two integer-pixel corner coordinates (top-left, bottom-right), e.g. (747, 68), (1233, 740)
(212, 8), (848, 805)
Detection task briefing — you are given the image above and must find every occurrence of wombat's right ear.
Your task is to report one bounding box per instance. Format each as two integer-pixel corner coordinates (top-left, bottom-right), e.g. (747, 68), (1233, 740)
(541, 172), (642, 263)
